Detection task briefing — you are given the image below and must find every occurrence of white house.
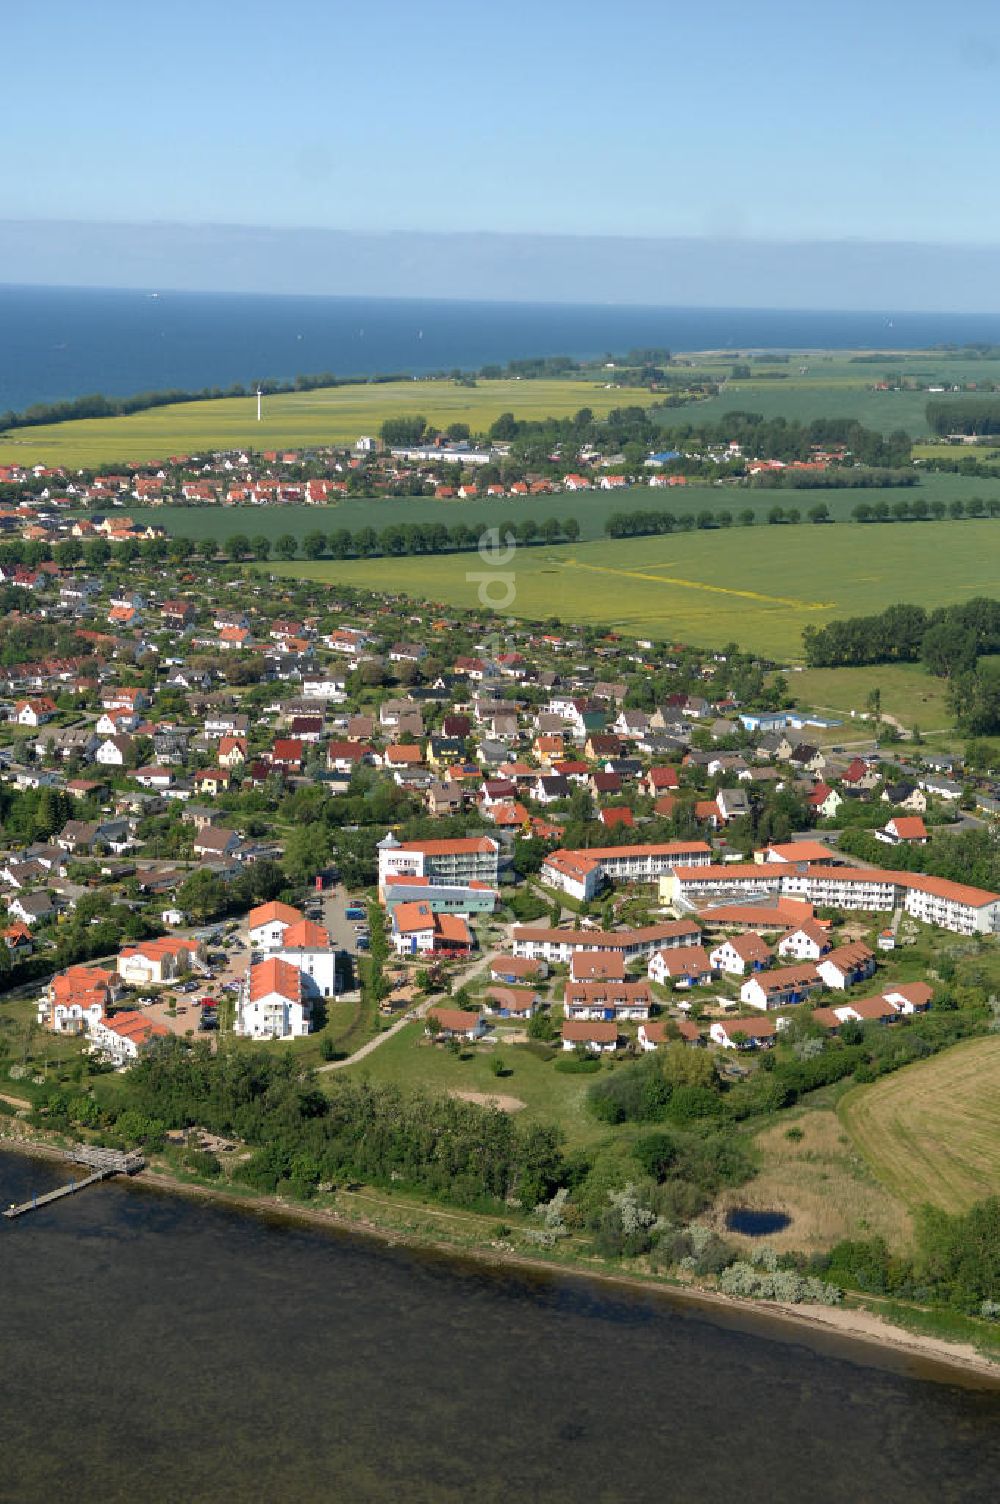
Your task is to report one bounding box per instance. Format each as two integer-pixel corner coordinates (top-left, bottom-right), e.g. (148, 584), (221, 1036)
(776, 922), (831, 962)
(279, 919), (339, 998)
(116, 937), (202, 986)
(247, 900), (304, 952)
(709, 1015), (778, 1050)
(647, 946), (715, 988)
(302, 676), (347, 701)
(540, 849), (602, 903)
(89, 1010), (170, 1066)
(561, 1019), (618, 1052)
(96, 736), (132, 767)
(426, 1007), (487, 1042)
(236, 957), (311, 1039)
(563, 979), (652, 1021)
(815, 941), (876, 990)
(740, 963), (821, 1010)
(709, 934), (772, 977)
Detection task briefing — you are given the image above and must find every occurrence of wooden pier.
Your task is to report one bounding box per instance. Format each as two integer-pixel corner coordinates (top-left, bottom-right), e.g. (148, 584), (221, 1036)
(3, 1146), (145, 1220)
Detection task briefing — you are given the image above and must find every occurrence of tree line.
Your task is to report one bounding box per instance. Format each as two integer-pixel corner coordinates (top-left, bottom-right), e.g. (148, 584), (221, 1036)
(219, 514), (581, 562)
(927, 398), (1000, 436)
(803, 597), (1000, 676)
(852, 494), (1000, 521)
(656, 412), (913, 469)
(605, 502), (839, 536)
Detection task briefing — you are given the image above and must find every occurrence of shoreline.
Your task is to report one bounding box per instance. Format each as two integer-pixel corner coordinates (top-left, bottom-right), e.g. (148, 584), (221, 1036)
(4, 1133), (999, 1388)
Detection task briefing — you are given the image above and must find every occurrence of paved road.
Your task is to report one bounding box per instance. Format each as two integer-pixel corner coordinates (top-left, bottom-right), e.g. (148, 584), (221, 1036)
(318, 946), (500, 1074)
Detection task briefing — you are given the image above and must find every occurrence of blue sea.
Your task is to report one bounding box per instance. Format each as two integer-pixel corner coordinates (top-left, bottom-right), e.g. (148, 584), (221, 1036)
(5, 283), (1000, 413)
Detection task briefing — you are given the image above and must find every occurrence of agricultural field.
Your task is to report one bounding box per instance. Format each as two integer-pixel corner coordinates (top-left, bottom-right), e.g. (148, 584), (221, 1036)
(672, 382), (938, 437)
(669, 348), (1000, 437)
(913, 442), (1000, 465)
(121, 471), (1000, 548)
(839, 1037), (1000, 1215)
(0, 376), (634, 469)
(274, 519), (1000, 660)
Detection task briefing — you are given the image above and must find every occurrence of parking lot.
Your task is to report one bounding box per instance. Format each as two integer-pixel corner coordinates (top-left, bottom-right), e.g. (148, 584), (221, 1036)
(315, 884), (369, 964)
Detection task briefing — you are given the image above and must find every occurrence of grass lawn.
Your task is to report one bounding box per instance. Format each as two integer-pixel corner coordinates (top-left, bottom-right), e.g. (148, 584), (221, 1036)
(336, 1019), (612, 1151)
(273, 519), (1000, 660)
(0, 377), (645, 469)
(787, 663), (954, 733)
(839, 1036), (1000, 1214)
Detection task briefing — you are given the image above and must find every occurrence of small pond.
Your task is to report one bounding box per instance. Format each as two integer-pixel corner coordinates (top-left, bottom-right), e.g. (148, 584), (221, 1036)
(726, 1207), (792, 1237)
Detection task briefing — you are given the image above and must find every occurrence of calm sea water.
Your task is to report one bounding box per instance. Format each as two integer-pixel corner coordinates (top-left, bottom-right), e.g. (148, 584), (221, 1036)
(3, 1148), (1000, 1504)
(6, 284), (1000, 413)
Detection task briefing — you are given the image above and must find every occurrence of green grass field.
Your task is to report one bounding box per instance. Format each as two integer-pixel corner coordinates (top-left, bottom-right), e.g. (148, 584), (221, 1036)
(0, 377), (633, 469)
(339, 1020), (610, 1150)
(788, 664), (954, 733)
(671, 382), (936, 437)
(669, 349), (1000, 437)
(839, 1037), (1000, 1214)
(273, 519), (1000, 659)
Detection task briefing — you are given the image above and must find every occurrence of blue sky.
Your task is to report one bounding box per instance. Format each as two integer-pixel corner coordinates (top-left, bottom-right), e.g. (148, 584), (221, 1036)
(4, 1), (1000, 303)
(8, 0), (1000, 241)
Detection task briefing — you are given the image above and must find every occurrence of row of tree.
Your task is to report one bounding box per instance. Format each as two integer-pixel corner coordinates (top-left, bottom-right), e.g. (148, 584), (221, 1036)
(657, 412), (913, 468)
(604, 502), (837, 536)
(853, 494), (1000, 521)
(218, 515), (581, 562)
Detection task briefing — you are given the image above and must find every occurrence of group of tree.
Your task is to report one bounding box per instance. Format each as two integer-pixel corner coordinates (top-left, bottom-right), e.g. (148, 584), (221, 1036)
(837, 825), (1000, 893)
(91, 1042), (567, 1210)
(656, 412), (913, 469)
(803, 597), (1000, 679)
(926, 398), (1000, 436)
(817, 1198), (1000, 1316)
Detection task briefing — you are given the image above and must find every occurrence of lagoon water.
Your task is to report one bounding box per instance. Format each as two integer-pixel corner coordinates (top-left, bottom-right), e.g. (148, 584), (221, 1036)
(7, 284), (1000, 414)
(4, 1150), (1000, 1503)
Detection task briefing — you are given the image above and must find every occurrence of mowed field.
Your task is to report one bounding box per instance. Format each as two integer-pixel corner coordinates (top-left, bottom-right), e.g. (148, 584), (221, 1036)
(274, 519), (1000, 660)
(839, 1037), (1000, 1214)
(0, 377), (630, 468)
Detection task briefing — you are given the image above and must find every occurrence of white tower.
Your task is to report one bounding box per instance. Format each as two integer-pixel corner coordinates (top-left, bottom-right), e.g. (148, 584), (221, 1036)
(256, 386), (262, 422)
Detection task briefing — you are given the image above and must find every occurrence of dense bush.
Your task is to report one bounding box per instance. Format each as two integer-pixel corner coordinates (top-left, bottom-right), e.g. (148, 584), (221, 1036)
(98, 1042), (566, 1211)
(815, 1199), (1000, 1315)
